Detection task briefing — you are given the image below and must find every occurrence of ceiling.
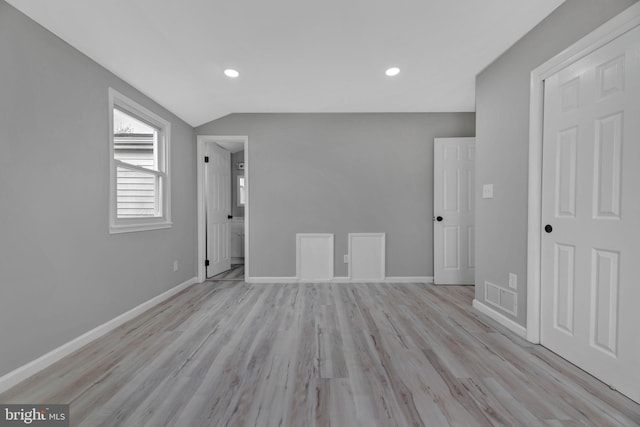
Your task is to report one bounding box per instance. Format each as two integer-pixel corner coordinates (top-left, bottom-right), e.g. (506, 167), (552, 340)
(7, 0), (564, 127)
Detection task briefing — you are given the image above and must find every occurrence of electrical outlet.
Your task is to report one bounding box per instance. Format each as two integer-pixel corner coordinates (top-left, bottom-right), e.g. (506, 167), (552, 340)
(344, 254), (349, 263)
(173, 260), (179, 272)
(509, 273), (517, 290)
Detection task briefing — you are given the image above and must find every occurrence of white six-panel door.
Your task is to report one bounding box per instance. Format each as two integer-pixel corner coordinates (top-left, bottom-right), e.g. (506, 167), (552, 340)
(540, 25), (640, 403)
(205, 143), (231, 278)
(433, 137), (475, 285)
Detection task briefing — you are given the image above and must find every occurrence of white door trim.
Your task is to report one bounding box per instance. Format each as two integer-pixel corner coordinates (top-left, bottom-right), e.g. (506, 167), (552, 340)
(526, 2), (640, 344)
(197, 135), (249, 283)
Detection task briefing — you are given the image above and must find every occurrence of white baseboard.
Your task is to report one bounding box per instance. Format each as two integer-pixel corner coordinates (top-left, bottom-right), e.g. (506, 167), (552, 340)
(246, 276), (299, 283)
(0, 276), (198, 394)
(246, 276), (434, 284)
(473, 299), (527, 339)
(384, 276), (433, 283)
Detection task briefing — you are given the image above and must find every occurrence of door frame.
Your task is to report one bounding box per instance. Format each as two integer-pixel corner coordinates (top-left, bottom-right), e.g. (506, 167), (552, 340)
(526, 3), (640, 344)
(197, 135), (249, 283)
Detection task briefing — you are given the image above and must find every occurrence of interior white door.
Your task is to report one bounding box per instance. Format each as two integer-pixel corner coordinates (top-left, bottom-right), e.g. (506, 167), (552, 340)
(205, 143), (231, 278)
(540, 25), (640, 403)
(433, 137), (475, 285)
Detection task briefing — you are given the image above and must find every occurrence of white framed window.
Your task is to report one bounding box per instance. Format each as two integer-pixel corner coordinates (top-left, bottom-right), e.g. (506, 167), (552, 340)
(237, 175), (246, 207)
(108, 88), (171, 233)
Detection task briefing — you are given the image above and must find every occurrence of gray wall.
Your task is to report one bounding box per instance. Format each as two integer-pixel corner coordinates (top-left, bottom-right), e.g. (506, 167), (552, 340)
(197, 113), (475, 278)
(231, 151), (245, 218)
(475, 0), (639, 326)
(0, 1), (197, 377)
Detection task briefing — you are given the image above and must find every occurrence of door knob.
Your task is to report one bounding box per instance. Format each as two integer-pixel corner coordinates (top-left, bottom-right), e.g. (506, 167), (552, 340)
(436, 216), (443, 222)
(545, 224), (553, 233)
(228, 214), (233, 219)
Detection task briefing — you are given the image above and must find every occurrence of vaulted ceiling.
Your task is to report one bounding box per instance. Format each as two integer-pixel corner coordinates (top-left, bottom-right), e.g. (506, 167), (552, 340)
(7, 0), (564, 126)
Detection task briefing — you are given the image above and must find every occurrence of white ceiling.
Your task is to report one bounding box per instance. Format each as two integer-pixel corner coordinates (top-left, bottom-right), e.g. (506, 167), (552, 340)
(7, 0), (564, 127)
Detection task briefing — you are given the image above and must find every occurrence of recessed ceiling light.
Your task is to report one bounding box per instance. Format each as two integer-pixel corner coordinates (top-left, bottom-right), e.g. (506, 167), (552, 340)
(385, 67), (400, 77)
(224, 68), (239, 78)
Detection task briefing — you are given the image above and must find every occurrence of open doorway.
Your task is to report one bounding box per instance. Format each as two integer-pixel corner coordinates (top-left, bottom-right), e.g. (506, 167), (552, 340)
(197, 135), (249, 282)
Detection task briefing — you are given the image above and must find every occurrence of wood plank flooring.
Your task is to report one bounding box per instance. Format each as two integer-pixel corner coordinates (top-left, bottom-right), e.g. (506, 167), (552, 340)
(210, 264), (245, 281)
(1, 282), (639, 426)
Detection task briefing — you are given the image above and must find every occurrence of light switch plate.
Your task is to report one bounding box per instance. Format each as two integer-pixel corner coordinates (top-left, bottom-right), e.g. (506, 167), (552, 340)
(509, 273), (517, 290)
(344, 254), (349, 263)
(482, 184), (494, 199)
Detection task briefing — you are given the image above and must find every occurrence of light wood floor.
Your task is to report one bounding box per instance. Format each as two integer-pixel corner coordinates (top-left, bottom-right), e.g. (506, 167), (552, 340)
(1, 282), (639, 426)
(210, 264), (245, 281)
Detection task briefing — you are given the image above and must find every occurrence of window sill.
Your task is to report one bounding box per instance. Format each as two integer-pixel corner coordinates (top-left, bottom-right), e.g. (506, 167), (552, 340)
(109, 221), (173, 234)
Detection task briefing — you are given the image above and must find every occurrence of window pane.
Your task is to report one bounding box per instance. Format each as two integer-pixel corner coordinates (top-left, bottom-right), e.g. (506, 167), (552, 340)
(113, 108), (158, 171)
(116, 166), (159, 218)
(109, 88), (171, 233)
(238, 176), (246, 206)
